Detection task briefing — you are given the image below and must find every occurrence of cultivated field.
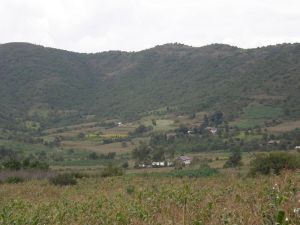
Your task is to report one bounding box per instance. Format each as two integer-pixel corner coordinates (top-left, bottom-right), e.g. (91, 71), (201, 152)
(0, 171), (299, 225)
(268, 120), (300, 133)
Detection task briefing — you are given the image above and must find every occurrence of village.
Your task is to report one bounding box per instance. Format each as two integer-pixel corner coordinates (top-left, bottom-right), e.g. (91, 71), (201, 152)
(138, 155), (192, 168)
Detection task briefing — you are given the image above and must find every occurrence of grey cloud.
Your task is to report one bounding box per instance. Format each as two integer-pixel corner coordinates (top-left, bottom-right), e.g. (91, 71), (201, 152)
(0, 0), (299, 53)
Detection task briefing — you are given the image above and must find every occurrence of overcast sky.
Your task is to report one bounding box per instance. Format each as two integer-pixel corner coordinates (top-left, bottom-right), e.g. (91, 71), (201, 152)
(1, 0), (300, 53)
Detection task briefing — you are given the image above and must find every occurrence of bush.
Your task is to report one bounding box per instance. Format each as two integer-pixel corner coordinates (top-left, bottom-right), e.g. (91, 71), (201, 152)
(2, 158), (49, 171)
(27, 160), (49, 170)
(88, 152), (98, 160)
(176, 124), (189, 134)
(2, 159), (22, 170)
(101, 164), (124, 177)
(5, 176), (24, 184)
(223, 150), (242, 168)
(121, 142), (128, 148)
(70, 172), (90, 179)
(130, 125), (153, 136)
(126, 185), (135, 194)
(121, 162), (129, 169)
(49, 173), (77, 186)
(250, 152), (300, 175)
(98, 152), (116, 160)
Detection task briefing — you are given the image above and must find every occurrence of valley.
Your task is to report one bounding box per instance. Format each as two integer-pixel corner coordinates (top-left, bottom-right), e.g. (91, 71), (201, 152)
(0, 42), (300, 225)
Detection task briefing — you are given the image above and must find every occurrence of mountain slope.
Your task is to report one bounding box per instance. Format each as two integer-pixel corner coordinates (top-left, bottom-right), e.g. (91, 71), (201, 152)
(0, 42), (300, 129)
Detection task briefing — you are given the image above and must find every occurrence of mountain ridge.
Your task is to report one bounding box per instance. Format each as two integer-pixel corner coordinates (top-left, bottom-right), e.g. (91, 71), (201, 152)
(0, 42), (300, 129)
(3, 41), (299, 54)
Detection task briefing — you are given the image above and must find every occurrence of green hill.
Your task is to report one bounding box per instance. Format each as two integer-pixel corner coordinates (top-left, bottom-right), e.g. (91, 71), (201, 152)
(0, 42), (300, 129)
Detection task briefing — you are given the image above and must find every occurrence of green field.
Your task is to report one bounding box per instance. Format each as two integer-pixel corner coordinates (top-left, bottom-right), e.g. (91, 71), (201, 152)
(232, 104), (283, 128)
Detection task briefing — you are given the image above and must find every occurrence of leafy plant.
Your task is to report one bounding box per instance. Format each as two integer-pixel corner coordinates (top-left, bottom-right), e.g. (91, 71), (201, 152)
(223, 149), (242, 168)
(126, 185), (135, 194)
(4, 176), (24, 184)
(49, 173), (77, 186)
(250, 152), (300, 175)
(101, 164), (124, 177)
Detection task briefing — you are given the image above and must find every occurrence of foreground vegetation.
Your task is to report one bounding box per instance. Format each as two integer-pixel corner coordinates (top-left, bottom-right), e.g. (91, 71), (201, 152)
(0, 171), (299, 225)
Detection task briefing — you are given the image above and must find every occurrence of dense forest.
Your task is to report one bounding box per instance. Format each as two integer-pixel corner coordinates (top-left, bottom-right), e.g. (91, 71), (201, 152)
(0, 42), (300, 129)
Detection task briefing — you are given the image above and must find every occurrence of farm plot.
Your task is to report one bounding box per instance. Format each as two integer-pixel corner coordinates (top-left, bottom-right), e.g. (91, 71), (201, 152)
(0, 172), (299, 225)
(231, 104), (283, 128)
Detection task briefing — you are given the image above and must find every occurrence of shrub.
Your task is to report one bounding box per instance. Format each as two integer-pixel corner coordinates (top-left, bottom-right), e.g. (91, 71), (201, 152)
(130, 125), (153, 136)
(121, 162), (129, 169)
(174, 160), (184, 170)
(49, 173), (77, 186)
(101, 164), (124, 177)
(99, 152), (116, 160)
(176, 124), (189, 134)
(126, 185), (135, 194)
(28, 160), (49, 170)
(70, 172), (90, 179)
(5, 176), (24, 184)
(2, 159), (22, 171)
(107, 152), (116, 159)
(223, 150), (242, 168)
(52, 155), (65, 162)
(77, 132), (85, 139)
(250, 152), (300, 175)
(88, 152), (98, 160)
(121, 142), (128, 148)
(3, 158), (49, 171)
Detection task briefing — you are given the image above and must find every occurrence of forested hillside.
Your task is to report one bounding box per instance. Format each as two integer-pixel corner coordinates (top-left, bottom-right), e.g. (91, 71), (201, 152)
(0, 42), (300, 129)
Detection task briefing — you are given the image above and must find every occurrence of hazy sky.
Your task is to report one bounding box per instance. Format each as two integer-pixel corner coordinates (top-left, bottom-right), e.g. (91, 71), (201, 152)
(1, 0), (300, 53)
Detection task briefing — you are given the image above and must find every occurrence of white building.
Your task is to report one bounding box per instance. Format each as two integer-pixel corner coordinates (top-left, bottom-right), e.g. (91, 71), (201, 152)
(176, 156), (192, 165)
(205, 127), (218, 135)
(152, 161), (165, 167)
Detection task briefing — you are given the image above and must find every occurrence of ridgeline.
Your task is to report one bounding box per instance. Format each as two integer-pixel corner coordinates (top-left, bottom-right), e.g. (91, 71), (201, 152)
(1, 42), (300, 129)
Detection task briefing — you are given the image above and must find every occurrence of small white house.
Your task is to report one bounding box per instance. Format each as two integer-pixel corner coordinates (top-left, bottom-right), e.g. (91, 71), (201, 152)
(166, 161), (173, 167)
(206, 127), (218, 135)
(151, 161), (173, 167)
(117, 122), (123, 127)
(295, 146), (300, 149)
(138, 163), (146, 168)
(268, 140), (280, 145)
(152, 161), (165, 167)
(177, 156), (192, 165)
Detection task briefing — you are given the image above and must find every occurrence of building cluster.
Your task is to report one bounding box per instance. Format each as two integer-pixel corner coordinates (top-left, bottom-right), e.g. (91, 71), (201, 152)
(138, 155), (192, 168)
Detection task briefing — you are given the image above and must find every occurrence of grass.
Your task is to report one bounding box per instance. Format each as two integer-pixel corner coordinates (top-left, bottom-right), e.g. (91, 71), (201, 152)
(153, 119), (175, 131)
(236, 131), (262, 141)
(242, 104), (283, 119)
(232, 104), (283, 128)
(24, 121), (40, 131)
(167, 165), (219, 178)
(85, 133), (129, 143)
(268, 120), (300, 133)
(0, 137), (129, 168)
(50, 159), (114, 167)
(61, 140), (133, 154)
(0, 139), (56, 156)
(0, 171), (299, 224)
(231, 119), (266, 129)
(141, 118), (176, 131)
(138, 111), (206, 132)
